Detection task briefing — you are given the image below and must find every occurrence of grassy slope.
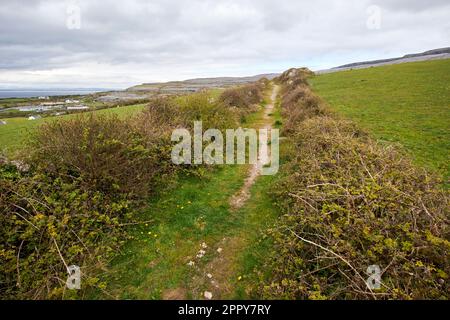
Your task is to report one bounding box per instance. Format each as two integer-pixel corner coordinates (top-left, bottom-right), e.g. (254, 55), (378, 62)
(0, 104), (146, 154)
(309, 59), (450, 180)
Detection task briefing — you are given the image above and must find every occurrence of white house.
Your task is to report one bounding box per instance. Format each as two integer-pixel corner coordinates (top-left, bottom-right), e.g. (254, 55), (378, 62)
(67, 105), (89, 110)
(65, 99), (80, 104)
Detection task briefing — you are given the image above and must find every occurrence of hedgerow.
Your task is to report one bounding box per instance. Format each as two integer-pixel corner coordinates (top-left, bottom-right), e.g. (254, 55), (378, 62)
(0, 83), (267, 299)
(218, 80), (268, 120)
(0, 164), (131, 299)
(253, 68), (450, 299)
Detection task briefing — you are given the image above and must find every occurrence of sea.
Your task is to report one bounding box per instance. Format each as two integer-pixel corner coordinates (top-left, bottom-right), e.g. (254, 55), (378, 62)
(0, 89), (111, 99)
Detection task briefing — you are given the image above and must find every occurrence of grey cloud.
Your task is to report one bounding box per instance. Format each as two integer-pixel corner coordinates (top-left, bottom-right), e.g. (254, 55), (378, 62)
(373, 0), (450, 12)
(0, 0), (449, 88)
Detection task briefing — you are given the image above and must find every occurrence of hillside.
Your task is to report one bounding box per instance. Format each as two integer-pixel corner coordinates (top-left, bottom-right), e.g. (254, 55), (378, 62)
(317, 47), (450, 74)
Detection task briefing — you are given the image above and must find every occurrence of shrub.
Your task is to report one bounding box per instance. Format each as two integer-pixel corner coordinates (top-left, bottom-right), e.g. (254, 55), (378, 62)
(218, 82), (266, 114)
(259, 117), (449, 299)
(177, 92), (240, 130)
(30, 114), (173, 201)
(280, 86), (328, 135)
(0, 164), (131, 299)
(1, 107), (180, 299)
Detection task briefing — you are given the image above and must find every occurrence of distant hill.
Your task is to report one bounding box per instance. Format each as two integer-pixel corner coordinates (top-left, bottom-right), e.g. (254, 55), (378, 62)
(127, 73), (279, 93)
(317, 47), (450, 74)
(128, 47), (450, 91)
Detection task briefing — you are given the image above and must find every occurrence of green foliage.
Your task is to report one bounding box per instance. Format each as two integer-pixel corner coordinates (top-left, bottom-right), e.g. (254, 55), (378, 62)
(178, 92), (240, 130)
(31, 114), (174, 201)
(218, 80), (268, 121)
(0, 165), (131, 299)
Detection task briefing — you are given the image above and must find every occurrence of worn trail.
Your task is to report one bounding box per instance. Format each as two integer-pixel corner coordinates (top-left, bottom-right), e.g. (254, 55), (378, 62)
(96, 84), (279, 300)
(192, 85), (279, 300)
(229, 85), (279, 211)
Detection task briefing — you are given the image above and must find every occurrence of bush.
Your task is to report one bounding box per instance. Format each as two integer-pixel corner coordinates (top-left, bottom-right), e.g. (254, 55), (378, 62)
(280, 86), (328, 135)
(177, 92), (239, 130)
(218, 82), (267, 118)
(0, 164), (131, 299)
(1, 111), (180, 299)
(31, 114), (173, 201)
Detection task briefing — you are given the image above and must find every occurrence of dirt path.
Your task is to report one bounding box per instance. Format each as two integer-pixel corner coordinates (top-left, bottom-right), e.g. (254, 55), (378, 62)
(160, 84), (279, 301)
(97, 84), (280, 300)
(229, 85), (279, 211)
(191, 85), (279, 300)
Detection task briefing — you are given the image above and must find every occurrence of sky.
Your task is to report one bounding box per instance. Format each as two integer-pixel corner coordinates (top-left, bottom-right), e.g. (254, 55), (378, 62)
(0, 0), (449, 89)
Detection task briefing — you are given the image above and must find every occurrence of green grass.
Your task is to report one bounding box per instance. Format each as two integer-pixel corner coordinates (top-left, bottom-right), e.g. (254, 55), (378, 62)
(232, 174), (279, 299)
(89, 165), (249, 299)
(309, 59), (450, 180)
(90, 158), (280, 300)
(0, 103), (146, 154)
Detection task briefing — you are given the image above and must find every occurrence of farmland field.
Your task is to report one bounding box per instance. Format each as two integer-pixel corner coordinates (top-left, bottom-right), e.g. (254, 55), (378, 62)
(309, 59), (450, 181)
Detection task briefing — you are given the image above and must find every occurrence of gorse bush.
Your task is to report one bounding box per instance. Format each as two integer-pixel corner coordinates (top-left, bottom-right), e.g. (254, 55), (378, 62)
(0, 164), (131, 299)
(1, 113), (173, 299)
(31, 114), (174, 201)
(218, 81), (267, 120)
(254, 68), (450, 299)
(177, 92), (240, 130)
(280, 86), (328, 135)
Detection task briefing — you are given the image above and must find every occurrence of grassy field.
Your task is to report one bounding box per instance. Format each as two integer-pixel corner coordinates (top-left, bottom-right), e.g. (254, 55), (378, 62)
(0, 103), (146, 155)
(309, 59), (450, 181)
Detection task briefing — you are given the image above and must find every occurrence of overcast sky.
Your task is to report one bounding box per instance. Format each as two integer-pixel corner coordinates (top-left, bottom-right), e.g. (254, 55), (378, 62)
(0, 0), (449, 89)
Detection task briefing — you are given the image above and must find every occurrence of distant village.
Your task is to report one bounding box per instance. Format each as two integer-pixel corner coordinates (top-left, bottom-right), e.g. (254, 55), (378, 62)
(20, 96), (89, 117)
(0, 96), (90, 124)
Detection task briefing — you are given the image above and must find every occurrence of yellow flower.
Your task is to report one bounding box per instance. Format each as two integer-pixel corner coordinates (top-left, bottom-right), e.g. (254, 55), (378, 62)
(238, 276), (242, 281)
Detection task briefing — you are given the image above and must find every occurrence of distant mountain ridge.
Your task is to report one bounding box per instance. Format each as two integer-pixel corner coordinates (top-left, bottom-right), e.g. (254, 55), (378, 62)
(127, 73), (279, 92)
(335, 47), (450, 69)
(126, 47), (450, 90)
